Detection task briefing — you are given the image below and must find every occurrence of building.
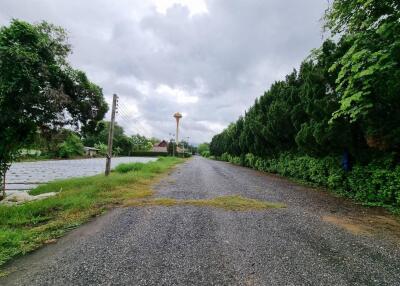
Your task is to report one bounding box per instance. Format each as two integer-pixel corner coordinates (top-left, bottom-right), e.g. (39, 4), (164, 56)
(83, 146), (100, 157)
(151, 140), (168, 153)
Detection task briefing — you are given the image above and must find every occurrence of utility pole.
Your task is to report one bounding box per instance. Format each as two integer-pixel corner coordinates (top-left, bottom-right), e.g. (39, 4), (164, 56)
(105, 94), (118, 176)
(169, 133), (175, 157)
(1, 172), (5, 199)
(187, 136), (190, 155)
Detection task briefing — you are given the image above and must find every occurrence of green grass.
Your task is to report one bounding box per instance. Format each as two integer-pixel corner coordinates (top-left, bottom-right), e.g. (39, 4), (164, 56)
(114, 162), (146, 173)
(0, 157), (183, 268)
(125, 195), (286, 211)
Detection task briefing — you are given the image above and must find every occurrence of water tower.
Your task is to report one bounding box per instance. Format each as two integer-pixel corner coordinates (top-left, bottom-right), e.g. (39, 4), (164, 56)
(173, 112), (182, 146)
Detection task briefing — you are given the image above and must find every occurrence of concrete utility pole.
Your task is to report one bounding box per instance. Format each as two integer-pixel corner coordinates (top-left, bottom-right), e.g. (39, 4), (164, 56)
(169, 133), (176, 157)
(186, 136), (190, 155)
(1, 172), (5, 199)
(105, 94), (118, 176)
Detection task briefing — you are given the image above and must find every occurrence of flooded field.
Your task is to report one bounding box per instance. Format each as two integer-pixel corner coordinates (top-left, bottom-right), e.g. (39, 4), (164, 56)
(5, 157), (157, 192)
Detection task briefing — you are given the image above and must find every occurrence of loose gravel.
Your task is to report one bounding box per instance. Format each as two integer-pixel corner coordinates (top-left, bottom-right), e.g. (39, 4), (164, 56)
(2, 156), (400, 285)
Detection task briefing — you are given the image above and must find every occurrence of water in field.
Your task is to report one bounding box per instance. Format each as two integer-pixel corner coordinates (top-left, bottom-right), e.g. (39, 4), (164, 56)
(5, 157), (157, 192)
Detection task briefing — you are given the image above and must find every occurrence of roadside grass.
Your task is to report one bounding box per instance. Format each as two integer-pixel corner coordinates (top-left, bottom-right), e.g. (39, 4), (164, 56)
(125, 195), (286, 211)
(0, 157), (183, 268)
(114, 162), (146, 173)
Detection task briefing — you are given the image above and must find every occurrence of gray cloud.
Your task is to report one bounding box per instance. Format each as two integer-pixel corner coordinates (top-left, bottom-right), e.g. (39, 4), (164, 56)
(0, 0), (328, 144)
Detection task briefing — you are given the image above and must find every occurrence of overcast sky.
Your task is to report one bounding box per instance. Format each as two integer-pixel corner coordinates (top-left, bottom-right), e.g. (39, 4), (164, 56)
(0, 0), (329, 144)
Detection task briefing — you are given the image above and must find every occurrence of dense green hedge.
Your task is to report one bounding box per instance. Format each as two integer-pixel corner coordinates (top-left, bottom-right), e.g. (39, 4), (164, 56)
(130, 151), (169, 157)
(201, 151), (210, 158)
(130, 151), (192, 158)
(181, 152), (192, 158)
(218, 152), (400, 210)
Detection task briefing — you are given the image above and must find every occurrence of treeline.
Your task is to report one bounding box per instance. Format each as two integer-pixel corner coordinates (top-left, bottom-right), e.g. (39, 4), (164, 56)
(0, 19), (109, 195)
(210, 1), (400, 209)
(83, 121), (156, 156)
(24, 121), (157, 159)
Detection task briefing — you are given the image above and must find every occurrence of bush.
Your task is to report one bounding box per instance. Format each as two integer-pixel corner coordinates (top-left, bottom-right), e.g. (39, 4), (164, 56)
(181, 152), (192, 158)
(94, 142), (108, 156)
(57, 134), (84, 158)
(115, 162), (145, 173)
(217, 152), (400, 209)
(219, 152), (241, 165)
(201, 151), (210, 158)
(221, 152), (230, 162)
(130, 151), (168, 157)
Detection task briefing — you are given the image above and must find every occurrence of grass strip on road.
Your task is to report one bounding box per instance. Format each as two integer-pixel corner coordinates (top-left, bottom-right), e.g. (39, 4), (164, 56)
(125, 195), (285, 211)
(0, 157), (183, 268)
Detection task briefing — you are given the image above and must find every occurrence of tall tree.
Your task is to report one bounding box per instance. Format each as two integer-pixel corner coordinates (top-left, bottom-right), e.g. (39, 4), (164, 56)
(0, 20), (108, 198)
(326, 0), (400, 150)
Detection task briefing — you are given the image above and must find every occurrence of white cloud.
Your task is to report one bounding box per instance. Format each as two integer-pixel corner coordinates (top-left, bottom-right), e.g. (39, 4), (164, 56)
(0, 0), (328, 143)
(156, 84), (199, 104)
(152, 0), (208, 16)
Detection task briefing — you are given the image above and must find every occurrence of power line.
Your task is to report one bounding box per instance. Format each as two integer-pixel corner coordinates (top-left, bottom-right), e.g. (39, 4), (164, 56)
(114, 99), (151, 136)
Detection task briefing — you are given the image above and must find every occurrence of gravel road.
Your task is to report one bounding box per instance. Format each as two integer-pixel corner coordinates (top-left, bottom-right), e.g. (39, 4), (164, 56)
(2, 156), (400, 285)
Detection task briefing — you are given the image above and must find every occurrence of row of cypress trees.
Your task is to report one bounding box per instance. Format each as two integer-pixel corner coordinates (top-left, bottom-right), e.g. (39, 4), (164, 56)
(209, 1), (400, 209)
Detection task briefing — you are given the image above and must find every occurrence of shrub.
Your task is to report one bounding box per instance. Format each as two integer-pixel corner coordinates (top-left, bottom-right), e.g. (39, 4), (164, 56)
(182, 152), (192, 158)
(57, 134), (84, 158)
(201, 151), (210, 158)
(229, 156), (241, 165)
(115, 162), (145, 173)
(221, 152), (230, 162)
(130, 151), (168, 157)
(217, 152), (400, 209)
(94, 142), (108, 156)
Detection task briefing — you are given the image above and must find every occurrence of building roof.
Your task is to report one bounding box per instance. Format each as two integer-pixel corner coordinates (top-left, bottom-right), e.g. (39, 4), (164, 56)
(84, 146), (100, 151)
(156, 140), (168, 147)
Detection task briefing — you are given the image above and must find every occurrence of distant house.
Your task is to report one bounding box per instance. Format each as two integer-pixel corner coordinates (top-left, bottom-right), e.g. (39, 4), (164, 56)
(84, 146), (99, 157)
(151, 140), (168, 153)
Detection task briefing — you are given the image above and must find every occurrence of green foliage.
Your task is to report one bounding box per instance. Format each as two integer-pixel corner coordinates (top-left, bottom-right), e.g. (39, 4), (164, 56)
(220, 153), (241, 165)
(94, 142), (108, 156)
(130, 151), (168, 157)
(57, 133), (84, 158)
(0, 20), (107, 191)
(210, 1), (400, 209)
(83, 121), (153, 156)
(115, 162), (145, 173)
(197, 143), (210, 155)
(181, 153), (192, 158)
(218, 153), (400, 209)
(326, 0), (400, 150)
(201, 151), (210, 158)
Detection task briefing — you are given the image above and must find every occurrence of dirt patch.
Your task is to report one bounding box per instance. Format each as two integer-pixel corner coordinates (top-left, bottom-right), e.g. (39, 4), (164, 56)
(323, 213), (400, 241)
(323, 216), (370, 235)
